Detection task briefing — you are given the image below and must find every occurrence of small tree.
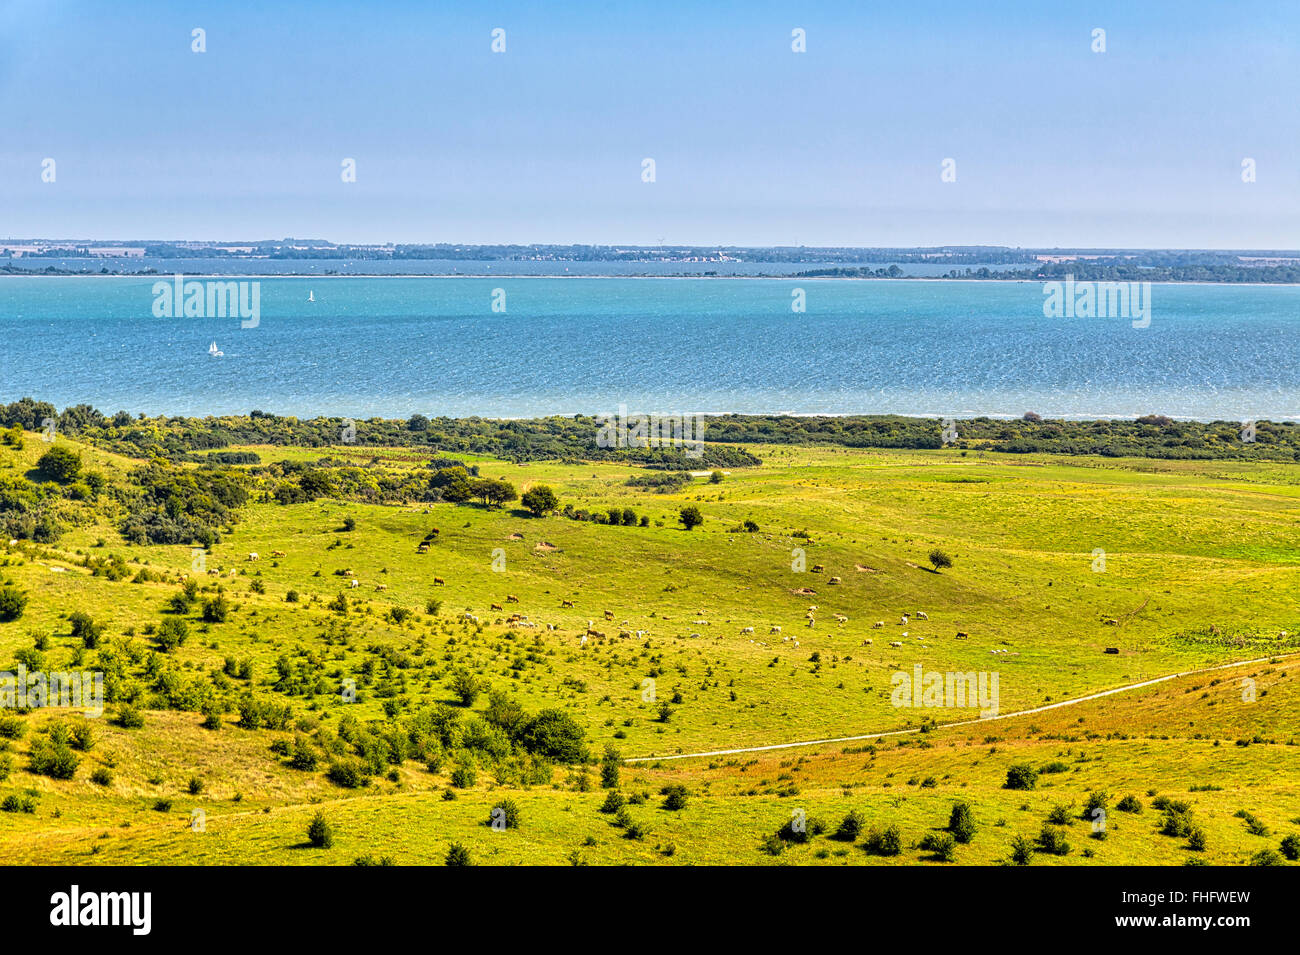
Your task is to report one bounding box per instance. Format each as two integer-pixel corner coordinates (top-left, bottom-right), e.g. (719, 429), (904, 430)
(155, 617), (189, 652)
(600, 745), (621, 788)
(948, 801), (976, 843)
(450, 669), (481, 706)
(834, 810), (865, 842)
(1004, 764), (1038, 790)
(928, 549), (953, 572)
(0, 586), (27, 622)
(489, 798), (521, 830)
(662, 784), (689, 811)
(520, 484), (559, 517)
(678, 506), (703, 531)
(445, 841), (472, 866)
(202, 594), (230, 623)
(307, 811), (334, 848)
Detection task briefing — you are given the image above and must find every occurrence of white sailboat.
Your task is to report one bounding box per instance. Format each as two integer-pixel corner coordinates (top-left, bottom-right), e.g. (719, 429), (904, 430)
(308, 290), (315, 302)
(208, 341), (223, 357)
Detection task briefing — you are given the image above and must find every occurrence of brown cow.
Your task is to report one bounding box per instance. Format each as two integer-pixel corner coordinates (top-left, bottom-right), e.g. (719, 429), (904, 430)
(506, 595), (519, 603)
(434, 577), (445, 585)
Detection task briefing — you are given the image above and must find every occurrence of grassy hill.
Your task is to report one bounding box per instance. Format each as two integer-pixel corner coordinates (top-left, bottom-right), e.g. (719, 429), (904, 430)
(0, 428), (1296, 865)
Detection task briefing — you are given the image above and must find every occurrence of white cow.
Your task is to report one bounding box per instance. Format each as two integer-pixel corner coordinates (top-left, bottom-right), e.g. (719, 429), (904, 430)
(349, 579), (360, 588)
(246, 552), (259, 561)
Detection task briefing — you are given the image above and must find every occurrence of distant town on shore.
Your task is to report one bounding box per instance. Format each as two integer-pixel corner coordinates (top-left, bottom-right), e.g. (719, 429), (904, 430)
(3, 240), (1299, 282)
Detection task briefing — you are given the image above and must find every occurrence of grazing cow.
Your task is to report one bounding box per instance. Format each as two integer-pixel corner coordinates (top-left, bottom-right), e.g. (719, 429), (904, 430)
(506, 595), (519, 603)
(955, 631), (969, 639)
(417, 544), (429, 554)
(811, 564), (825, 573)
(828, 576), (841, 585)
(228, 568), (238, 578)
(872, 621), (884, 629)
(1104, 647), (1119, 654)
(861, 639), (873, 646)
(247, 552), (259, 561)
(271, 550), (286, 558)
(833, 614), (848, 624)
(561, 599), (575, 608)
(806, 617), (815, 628)
(491, 602), (503, 611)
(434, 577), (445, 585)
(890, 641), (903, 648)
(740, 626), (754, 634)
(635, 630), (647, 638)
(770, 626), (782, 634)
(349, 579), (360, 588)
(585, 621), (605, 639)
(619, 629), (632, 638)
(375, 583), (387, 591)
(915, 611), (928, 620)
(900, 614), (909, 626)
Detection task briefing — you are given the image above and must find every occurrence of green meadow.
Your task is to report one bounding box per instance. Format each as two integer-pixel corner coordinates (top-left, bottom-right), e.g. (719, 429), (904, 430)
(0, 429), (1297, 865)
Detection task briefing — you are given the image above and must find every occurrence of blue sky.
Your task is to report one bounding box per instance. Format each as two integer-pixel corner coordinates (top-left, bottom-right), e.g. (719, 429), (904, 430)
(2, 0), (1297, 247)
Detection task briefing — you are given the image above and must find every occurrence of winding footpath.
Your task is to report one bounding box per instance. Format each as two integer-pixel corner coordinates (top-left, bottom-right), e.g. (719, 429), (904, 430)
(627, 651), (1292, 763)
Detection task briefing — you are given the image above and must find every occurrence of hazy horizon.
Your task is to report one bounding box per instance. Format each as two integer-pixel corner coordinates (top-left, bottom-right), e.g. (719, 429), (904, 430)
(3, 0), (1297, 248)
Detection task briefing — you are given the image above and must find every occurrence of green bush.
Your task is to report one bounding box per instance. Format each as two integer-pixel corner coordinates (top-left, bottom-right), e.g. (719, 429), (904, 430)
(115, 703), (144, 729)
(37, 446), (81, 483)
(1280, 834), (1300, 861)
(1004, 764), (1038, 790)
(202, 595), (230, 623)
(1036, 825), (1071, 856)
(1009, 835), (1034, 865)
(1116, 794), (1143, 813)
(29, 737), (79, 779)
(599, 790), (626, 814)
(155, 617), (189, 651)
(948, 802), (976, 844)
(307, 811), (334, 848)
(489, 798), (521, 830)
(864, 824), (902, 856)
(661, 784), (688, 811)
(450, 763), (477, 788)
(0, 586), (27, 622)
(919, 831), (957, 861)
(445, 842), (472, 866)
(834, 809), (866, 842)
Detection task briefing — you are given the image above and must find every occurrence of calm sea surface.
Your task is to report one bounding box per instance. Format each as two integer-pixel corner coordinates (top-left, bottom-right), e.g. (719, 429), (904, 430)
(0, 276), (1295, 420)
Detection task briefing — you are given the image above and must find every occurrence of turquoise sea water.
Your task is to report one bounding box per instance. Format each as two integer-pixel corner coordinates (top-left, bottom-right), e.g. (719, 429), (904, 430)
(0, 276), (1295, 420)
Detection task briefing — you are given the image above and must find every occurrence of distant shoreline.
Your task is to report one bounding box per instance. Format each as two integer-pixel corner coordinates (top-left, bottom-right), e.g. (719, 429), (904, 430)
(2, 272), (1298, 288)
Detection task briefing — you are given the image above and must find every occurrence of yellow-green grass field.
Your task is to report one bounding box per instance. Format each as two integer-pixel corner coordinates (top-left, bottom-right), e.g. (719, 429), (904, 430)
(0, 430), (1297, 864)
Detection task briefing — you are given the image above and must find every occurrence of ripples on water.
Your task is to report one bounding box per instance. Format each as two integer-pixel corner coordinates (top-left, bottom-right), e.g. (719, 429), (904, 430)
(0, 277), (1295, 420)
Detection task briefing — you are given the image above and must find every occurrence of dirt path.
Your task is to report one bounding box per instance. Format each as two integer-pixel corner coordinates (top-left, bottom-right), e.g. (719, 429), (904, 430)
(627, 651), (1292, 763)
